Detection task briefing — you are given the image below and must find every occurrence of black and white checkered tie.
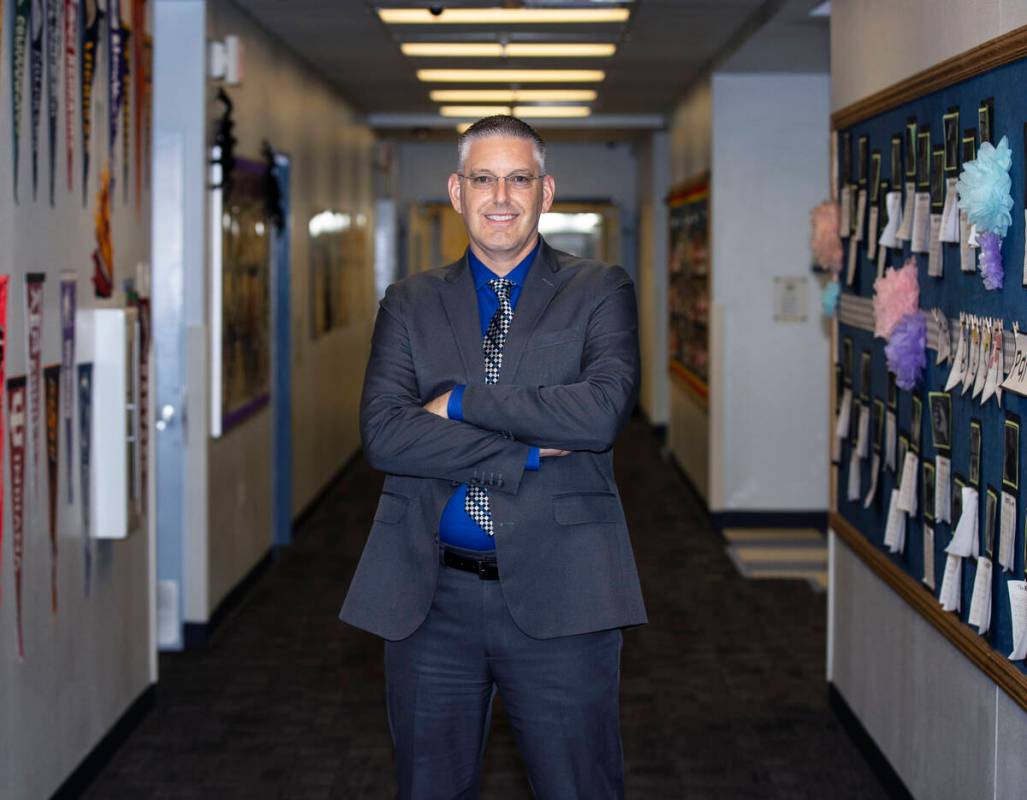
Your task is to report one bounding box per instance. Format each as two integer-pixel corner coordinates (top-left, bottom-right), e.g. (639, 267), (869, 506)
(465, 277), (514, 535)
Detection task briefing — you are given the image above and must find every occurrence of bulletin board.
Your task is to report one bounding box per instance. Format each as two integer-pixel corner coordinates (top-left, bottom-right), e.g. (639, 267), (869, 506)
(667, 174), (710, 404)
(830, 29), (1027, 707)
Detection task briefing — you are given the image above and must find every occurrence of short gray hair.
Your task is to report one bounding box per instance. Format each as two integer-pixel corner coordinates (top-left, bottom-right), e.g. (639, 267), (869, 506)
(457, 115), (546, 173)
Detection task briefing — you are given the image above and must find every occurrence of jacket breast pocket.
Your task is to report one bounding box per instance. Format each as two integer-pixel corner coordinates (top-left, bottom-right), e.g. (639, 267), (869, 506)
(373, 492), (410, 524)
(552, 491), (622, 526)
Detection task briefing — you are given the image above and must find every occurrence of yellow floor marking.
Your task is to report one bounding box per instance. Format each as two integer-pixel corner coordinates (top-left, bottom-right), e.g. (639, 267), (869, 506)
(732, 546), (827, 563)
(723, 528), (823, 543)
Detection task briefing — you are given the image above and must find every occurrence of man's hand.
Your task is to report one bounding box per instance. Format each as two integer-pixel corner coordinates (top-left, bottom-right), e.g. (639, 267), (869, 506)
(540, 448), (571, 458)
(423, 390), (452, 419)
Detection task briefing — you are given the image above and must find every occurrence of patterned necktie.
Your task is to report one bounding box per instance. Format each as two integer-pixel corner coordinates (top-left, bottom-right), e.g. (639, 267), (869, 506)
(465, 278), (514, 535)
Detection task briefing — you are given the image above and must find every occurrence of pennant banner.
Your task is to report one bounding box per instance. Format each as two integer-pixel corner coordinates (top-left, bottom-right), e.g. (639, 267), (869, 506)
(26, 273), (45, 500)
(143, 34), (152, 191)
(77, 363), (92, 596)
(132, 0), (145, 212)
(60, 276), (75, 503)
(80, 0), (101, 205)
(121, 23), (130, 204)
(64, 0), (75, 192)
(0, 278), (9, 610)
(44, 365), (59, 613)
(8, 377), (27, 659)
(92, 163), (112, 296)
(138, 297), (149, 513)
(12, 0), (30, 201)
(30, 0), (44, 201)
(107, 0), (124, 175)
(46, 0), (60, 206)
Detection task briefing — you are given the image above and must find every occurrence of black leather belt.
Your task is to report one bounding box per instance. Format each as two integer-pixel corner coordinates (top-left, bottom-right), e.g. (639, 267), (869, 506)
(442, 547), (500, 580)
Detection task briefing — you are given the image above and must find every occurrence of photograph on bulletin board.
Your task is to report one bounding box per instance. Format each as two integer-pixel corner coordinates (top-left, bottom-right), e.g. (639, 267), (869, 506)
(308, 210), (369, 338)
(666, 175), (710, 403)
(221, 158), (271, 430)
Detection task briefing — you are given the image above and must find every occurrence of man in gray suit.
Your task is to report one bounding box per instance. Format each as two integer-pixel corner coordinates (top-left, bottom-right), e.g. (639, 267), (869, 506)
(341, 115), (646, 799)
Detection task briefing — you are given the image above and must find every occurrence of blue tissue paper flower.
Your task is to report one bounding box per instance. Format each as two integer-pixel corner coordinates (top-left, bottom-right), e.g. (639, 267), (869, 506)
(821, 280), (840, 317)
(956, 135), (1014, 237)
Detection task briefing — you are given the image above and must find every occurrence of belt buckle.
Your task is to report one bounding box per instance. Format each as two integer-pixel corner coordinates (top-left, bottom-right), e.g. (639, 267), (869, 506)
(476, 560), (490, 579)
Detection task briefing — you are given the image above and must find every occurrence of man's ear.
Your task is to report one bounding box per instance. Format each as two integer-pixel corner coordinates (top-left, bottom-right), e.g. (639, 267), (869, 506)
(541, 174), (556, 213)
(447, 173), (464, 215)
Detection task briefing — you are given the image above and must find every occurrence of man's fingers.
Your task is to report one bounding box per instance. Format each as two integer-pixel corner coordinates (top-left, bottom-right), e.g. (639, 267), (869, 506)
(540, 448), (571, 458)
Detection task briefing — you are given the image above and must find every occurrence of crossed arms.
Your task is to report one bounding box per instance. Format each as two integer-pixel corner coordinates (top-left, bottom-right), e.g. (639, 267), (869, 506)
(360, 267), (639, 496)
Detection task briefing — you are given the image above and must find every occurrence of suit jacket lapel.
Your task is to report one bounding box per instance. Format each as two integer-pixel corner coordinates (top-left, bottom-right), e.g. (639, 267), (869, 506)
(499, 239), (570, 384)
(438, 253), (485, 384)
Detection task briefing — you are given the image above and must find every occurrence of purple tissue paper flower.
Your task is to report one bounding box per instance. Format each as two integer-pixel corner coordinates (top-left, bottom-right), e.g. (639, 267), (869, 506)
(979, 230), (1004, 291)
(885, 311), (927, 391)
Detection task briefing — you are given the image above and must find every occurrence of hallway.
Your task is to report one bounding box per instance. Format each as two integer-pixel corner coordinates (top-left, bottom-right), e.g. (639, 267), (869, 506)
(84, 418), (887, 799)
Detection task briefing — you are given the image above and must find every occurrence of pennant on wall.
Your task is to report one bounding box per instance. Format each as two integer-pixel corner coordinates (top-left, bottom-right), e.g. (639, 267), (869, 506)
(132, 0), (145, 212)
(30, 0), (44, 201)
(0, 278), (9, 610)
(142, 34), (152, 191)
(8, 377), (27, 659)
(121, 22), (130, 204)
(60, 275), (75, 503)
(92, 163), (112, 296)
(12, 0), (30, 201)
(64, 0), (75, 192)
(44, 365), (59, 613)
(138, 296), (149, 512)
(80, 0), (101, 205)
(25, 273), (45, 500)
(107, 0), (125, 176)
(45, 0), (60, 206)
(77, 363), (91, 596)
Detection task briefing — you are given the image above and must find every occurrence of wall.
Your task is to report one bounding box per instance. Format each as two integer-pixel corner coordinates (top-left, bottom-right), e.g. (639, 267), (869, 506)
(828, 3), (1027, 795)
(708, 72), (830, 512)
(666, 80), (712, 497)
(394, 140), (639, 282)
(0, 1), (155, 795)
(198, 0), (375, 618)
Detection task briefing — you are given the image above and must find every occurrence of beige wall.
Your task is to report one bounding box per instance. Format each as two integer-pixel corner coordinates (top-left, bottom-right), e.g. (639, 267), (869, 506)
(203, 0), (375, 615)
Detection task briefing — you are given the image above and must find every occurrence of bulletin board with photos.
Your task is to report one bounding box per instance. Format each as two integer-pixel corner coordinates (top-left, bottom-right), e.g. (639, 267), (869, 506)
(831, 34), (1027, 698)
(667, 174), (710, 404)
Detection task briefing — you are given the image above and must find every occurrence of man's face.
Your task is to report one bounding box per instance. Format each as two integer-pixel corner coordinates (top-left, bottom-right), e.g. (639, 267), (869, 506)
(448, 135), (555, 267)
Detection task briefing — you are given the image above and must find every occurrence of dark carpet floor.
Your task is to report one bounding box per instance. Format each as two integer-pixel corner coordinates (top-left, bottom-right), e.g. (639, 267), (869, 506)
(83, 418), (889, 799)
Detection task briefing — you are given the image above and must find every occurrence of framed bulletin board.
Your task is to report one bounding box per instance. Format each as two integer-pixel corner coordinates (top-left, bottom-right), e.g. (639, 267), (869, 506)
(667, 174), (710, 405)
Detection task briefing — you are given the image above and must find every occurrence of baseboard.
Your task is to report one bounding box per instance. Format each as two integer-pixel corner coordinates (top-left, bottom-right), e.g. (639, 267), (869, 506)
(183, 548), (274, 649)
(50, 684), (156, 799)
(292, 446), (363, 532)
(711, 510), (827, 534)
(827, 683), (914, 800)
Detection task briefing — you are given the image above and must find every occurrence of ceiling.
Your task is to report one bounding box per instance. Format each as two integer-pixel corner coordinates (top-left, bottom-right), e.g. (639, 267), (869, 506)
(231, 0), (828, 131)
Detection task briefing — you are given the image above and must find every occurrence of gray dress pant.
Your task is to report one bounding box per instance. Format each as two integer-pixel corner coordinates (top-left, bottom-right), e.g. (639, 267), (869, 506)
(384, 547), (625, 800)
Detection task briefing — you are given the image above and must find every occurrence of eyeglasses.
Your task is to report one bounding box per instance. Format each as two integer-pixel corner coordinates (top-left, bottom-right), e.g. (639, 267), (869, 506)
(457, 172), (545, 191)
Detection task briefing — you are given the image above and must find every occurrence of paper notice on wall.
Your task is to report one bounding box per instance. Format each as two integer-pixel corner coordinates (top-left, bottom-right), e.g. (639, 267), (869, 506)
(853, 189), (867, 242)
(947, 486), (980, 558)
(963, 324), (980, 395)
(846, 236), (858, 286)
(835, 388), (852, 438)
(1000, 331), (1027, 398)
(972, 327), (990, 399)
(1008, 581), (1027, 660)
(885, 410), (897, 471)
(897, 452), (919, 514)
(863, 453), (880, 508)
(939, 554), (962, 612)
(884, 489), (906, 553)
(968, 557), (993, 634)
(999, 491), (1017, 572)
(876, 238), (888, 278)
(840, 184), (852, 233)
(923, 525), (936, 590)
(935, 455), (951, 523)
(879, 190), (902, 249)
(934, 312), (951, 365)
(939, 178), (960, 242)
(911, 193), (931, 253)
(960, 211), (977, 273)
(945, 323), (968, 391)
(896, 182), (915, 241)
(927, 214), (943, 277)
(856, 404), (870, 458)
(847, 448), (861, 502)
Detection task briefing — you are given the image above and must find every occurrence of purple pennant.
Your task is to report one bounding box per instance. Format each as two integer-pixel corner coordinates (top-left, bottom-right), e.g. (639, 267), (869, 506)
(77, 363), (92, 596)
(12, 0), (30, 202)
(60, 277), (76, 503)
(30, 0), (44, 201)
(46, 0), (61, 206)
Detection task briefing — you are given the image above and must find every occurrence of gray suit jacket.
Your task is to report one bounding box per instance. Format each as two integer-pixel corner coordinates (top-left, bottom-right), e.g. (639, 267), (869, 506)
(339, 239), (647, 640)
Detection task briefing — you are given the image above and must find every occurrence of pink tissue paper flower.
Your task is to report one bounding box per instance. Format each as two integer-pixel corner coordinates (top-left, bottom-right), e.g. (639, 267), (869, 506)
(810, 200), (843, 273)
(872, 257), (919, 339)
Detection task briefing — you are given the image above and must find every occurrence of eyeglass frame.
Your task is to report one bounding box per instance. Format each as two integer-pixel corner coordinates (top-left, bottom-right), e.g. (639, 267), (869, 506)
(456, 171), (547, 191)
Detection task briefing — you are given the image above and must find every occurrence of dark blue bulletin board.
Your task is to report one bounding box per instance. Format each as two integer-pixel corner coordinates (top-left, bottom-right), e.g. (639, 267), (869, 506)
(833, 54), (1027, 683)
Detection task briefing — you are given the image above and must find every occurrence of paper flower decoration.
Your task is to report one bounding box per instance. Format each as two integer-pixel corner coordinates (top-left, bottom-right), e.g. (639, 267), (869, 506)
(885, 311), (927, 390)
(872, 257), (919, 339)
(821, 279), (840, 317)
(979, 230), (1004, 290)
(956, 135), (1013, 238)
(810, 200), (843, 273)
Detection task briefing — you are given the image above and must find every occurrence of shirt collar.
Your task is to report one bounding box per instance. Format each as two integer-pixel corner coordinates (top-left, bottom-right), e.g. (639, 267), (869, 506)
(467, 237), (541, 290)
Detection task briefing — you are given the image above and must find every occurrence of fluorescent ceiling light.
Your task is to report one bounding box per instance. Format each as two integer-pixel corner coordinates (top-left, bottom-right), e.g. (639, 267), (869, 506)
(440, 105), (513, 117)
(418, 69), (605, 83)
(430, 89), (598, 102)
(401, 42), (616, 58)
(513, 105), (591, 118)
(379, 8), (630, 25)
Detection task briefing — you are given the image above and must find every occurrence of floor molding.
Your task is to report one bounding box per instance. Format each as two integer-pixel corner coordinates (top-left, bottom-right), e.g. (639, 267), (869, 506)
(183, 548), (274, 649)
(50, 684), (156, 800)
(827, 683), (914, 800)
(292, 447), (363, 533)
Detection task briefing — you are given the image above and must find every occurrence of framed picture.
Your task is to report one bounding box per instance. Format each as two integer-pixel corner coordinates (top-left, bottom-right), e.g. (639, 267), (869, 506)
(890, 134), (903, 188)
(930, 147), (945, 210)
(905, 118), (918, 178)
(888, 372), (897, 409)
(969, 419), (982, 486)
(917, 128), (931, 189)
(843, 337), (853, 386)
(943, 108), (960, 173)
(984, 487), (998, 557)
(911, 395), (923, 452)
(1004, 416), (1020, 491)
(897, 435), (909, 488)
(978, 98), (993, 146)
(873, 398), (885, 453)
(924, 461), (936, 523)
(860, 352), (872, 399)
(870, 150), (882, 205)
(858, 135), (869, 186)
(929, 392), (951, 452)
(953, 475), (966, 522)
(962, 128), (977, 165)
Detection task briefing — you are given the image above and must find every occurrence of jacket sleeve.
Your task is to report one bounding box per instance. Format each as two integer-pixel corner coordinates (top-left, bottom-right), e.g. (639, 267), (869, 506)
(360, 283), (530, 494)
(459, 266), (640, 452)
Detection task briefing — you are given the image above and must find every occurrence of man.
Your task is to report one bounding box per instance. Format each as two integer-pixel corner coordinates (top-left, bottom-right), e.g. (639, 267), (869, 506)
(341, 115), (646, 799)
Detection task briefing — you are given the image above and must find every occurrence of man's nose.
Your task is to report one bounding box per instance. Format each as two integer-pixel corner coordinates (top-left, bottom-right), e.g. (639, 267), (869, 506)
(493, 176), (510, 202)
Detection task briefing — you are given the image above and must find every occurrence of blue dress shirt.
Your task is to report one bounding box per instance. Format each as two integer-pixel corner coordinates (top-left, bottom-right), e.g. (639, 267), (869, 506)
(439, 241), (542, 550)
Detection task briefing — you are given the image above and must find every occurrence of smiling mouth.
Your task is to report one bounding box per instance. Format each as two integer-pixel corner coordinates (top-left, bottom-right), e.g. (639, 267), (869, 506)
(484, 213), (518, 223)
